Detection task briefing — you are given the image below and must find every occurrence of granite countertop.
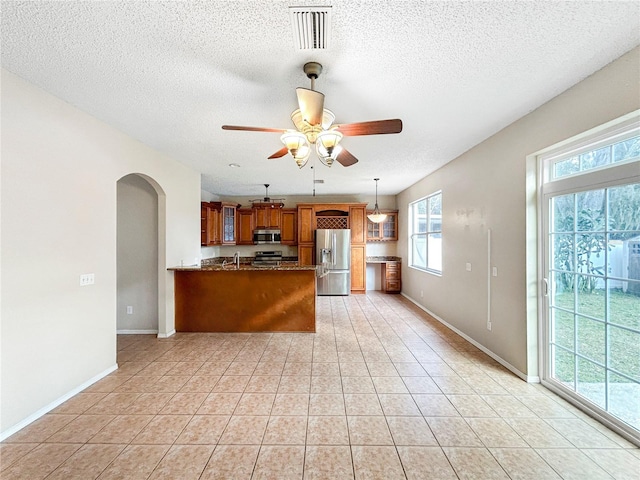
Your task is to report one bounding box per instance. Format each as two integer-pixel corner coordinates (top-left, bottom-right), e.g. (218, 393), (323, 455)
(168, 263), (317, 272)
(366, 256), (402, 263)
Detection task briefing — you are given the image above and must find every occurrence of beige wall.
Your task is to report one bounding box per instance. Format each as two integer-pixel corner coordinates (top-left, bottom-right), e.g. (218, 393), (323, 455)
(397, 47), (640, 377)
(0, 70), (201, 436)
(117, 174), (159, 333)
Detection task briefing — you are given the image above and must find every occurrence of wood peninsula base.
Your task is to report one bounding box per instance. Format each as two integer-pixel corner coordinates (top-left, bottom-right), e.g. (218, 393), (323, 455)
(173, 267), (316, 333)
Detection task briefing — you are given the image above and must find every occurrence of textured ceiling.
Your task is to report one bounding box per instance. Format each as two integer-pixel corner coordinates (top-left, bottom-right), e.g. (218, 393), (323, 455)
(2, 1), (639, 197)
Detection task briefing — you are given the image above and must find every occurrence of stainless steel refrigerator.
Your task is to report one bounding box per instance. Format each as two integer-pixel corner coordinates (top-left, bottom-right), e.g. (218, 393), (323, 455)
(315, 229), (351, 296)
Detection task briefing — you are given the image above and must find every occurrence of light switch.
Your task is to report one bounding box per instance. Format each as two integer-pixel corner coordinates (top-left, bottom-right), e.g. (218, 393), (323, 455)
(466, 263), (472, 272)
(492, 267), (498, 277)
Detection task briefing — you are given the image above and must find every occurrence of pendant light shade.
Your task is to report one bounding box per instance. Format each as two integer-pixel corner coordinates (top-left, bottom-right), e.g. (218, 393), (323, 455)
(281, 131), (310, 168)
(316, 130), (343, 167)
(367, 178), (387, 223)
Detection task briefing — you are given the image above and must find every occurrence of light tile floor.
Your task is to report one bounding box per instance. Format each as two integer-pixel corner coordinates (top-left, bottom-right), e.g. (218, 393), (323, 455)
(2, 293), (639, 479)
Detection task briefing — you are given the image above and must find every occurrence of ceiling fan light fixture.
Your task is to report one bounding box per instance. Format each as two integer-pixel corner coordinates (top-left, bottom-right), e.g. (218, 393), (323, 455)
(290, 108), (335, 139)
(367, 178), (387, 223)
(316, 129), (342, 160)
(319, 155), (334, 167)
(321, 109), (335, 129)
(295, 154), (310, 169)
(281, 131), (310, 167)
(222, 61), (402, 170)
(318, 144), (342, 167)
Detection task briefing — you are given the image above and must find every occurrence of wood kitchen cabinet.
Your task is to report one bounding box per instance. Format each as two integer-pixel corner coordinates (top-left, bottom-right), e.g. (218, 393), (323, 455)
(280, 208), (297, 245)
(201, 202), (236, 246)
(254, 205), (282, 229)
(201, 202), (221, 246)
(349, 205), (366, 244)
(236, 208), (254, 245)
(350, 245), (366, 293)
(381, 261), (402, 293)
(201, 203), (209, 245)
(209, 206), (222, 244)
(297, 205), (315, 265)
(221, 203), (236, 245)
(349, 204), (367, 294)
(297, 205), (315, 245)
(366, 210), (398, 242)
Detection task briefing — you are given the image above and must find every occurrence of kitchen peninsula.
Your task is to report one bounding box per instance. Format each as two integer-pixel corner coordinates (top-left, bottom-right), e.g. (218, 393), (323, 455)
(169, 263), (317, 333)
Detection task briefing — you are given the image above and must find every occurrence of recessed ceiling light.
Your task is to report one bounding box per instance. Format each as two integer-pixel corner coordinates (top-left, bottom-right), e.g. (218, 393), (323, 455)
(228, 163), (241, 168)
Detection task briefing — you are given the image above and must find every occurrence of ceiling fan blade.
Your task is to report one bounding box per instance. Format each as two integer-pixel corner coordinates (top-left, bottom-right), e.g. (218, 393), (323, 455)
(335, 119), (403, 136)
(336, 147), (358, 167)
(296, 88), (325, 126)
(268, 147), (289, 159)
(222, 125), (287, 133)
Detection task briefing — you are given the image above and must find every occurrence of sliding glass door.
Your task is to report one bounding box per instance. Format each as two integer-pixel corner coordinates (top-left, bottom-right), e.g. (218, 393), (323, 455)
(541, 119), (640, 442)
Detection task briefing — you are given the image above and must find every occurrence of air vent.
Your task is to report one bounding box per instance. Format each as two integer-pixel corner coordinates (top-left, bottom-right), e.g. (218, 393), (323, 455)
(289, 6), (332, 50)
(314, 179), (324, 184)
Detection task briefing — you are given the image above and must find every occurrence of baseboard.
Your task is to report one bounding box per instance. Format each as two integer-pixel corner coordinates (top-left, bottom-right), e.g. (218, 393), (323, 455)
(157, 329), (175, 339)
(0, 364), (118, 441)
(401, 293), (538, 383)
(116, 329), (159, 335)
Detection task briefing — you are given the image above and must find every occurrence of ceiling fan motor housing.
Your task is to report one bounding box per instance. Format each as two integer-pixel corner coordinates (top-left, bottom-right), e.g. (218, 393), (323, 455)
(304, 62), (322, 79)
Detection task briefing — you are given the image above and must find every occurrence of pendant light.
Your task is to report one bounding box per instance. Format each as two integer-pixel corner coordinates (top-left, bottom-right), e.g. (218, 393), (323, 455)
(367, 178), (387, 223)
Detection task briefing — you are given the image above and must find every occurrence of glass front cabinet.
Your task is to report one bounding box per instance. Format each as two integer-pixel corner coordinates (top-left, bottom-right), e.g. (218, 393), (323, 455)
(366, 210), (398, 242)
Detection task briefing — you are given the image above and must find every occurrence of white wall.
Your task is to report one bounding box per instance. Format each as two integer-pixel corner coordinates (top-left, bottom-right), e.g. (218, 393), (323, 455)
(397, 47), (640, 377)
(0, 70), (201, 436)
(117, 175), (158, 333)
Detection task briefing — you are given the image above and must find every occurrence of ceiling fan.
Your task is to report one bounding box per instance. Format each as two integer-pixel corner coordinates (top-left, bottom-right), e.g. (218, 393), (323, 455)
(222, 62), (403, 168)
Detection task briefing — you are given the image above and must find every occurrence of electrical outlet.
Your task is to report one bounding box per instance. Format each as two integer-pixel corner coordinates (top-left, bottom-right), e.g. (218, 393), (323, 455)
(420, 290), (424, 298)
(466, 263), (472, 272)
(127, 306), (133, 314)
(487, 322), (492, 331)
(80, 273), (95, 286)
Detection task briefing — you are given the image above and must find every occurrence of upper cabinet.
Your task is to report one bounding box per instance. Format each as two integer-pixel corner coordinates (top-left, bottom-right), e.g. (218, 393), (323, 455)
(280, 209), (297, 245)
(201, 203), (210, 246)
(236, 208), (254, 245)
(221, 203), (236, 245)
(201, 202), (237, 246)
(349, 205), (366, 244)
(233, 205), (297, 246)
(297, 205), (315, 245)
(366, 210), (398, 242)
(254, 205), (282, 229)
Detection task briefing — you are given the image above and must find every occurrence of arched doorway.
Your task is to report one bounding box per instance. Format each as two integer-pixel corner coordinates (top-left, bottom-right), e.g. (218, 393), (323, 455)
(116, 173), (166, 335)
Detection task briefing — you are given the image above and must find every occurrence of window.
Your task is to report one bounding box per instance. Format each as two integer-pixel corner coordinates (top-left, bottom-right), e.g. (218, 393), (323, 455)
(409, 191), (442, 274)
(550, 132), (639, 180)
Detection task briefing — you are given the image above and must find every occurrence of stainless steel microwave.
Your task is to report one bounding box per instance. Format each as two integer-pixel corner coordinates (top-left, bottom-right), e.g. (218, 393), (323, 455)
(253, 229), (281, 244)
